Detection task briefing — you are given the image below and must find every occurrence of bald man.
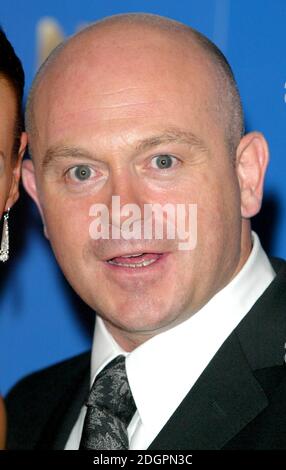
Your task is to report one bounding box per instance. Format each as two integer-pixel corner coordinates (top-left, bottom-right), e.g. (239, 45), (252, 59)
(6, 14), (286, 450)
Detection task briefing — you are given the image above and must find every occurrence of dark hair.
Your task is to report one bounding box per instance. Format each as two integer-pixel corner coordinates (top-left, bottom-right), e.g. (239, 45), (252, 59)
(0, 27), (24, 159)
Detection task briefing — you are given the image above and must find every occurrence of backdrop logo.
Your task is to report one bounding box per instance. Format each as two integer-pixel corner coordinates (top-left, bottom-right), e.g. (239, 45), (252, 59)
(37, 17), (88, 68)
(37, 18), (64, 68)
(37, 17), (88, 67)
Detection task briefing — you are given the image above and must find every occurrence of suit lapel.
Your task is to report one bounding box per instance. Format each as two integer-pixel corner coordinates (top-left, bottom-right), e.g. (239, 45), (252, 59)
(148, 332), (268, 450)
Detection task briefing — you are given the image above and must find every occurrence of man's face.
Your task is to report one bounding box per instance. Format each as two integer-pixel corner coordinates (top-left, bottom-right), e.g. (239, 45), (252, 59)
(26, 28), (246, 348)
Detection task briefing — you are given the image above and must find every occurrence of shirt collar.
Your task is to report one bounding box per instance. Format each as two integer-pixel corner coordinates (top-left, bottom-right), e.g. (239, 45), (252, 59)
(90, 316), (126, 387)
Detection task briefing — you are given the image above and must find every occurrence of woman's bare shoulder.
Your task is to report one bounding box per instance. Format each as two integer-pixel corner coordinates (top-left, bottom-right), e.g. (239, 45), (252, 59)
(0, 396), (6, 449)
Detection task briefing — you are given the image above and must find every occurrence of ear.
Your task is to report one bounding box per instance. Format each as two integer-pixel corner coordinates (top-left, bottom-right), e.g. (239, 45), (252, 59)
(235, 132), (269, 219)
(22, 157), (49, 238)
(5, 132), (28, 210)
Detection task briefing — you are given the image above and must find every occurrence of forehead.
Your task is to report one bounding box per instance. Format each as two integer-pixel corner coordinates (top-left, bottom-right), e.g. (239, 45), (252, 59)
(32, 27), (220, 153)
(0, 78), (16, 160)
(0, 77), (16, 113)
(0, 78), (16, 129)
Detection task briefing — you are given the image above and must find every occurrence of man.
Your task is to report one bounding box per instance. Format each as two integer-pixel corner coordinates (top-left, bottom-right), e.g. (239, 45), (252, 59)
(6, 13), (286, 450)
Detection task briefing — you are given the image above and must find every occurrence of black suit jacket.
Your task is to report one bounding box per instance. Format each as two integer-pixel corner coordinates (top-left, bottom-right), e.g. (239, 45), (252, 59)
(6, 258), (286, 449)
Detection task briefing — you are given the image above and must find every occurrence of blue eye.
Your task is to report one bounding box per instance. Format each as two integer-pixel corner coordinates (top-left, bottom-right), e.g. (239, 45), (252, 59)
(151, 155), (176, 169)
(68, 165), (94, 181)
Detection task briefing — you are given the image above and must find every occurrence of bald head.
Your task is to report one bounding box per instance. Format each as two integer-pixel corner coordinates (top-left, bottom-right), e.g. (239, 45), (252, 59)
(26, 13), (244, 159)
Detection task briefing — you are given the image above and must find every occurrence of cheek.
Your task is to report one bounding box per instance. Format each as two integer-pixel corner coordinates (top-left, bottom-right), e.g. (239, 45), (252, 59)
(0, 181), (6, 213)
(193, 174), (242, 270)
(0, 173), (10, 216)
(0, 199), (6, 217)
(43, 198), (92, 262)
(196, 168), (240, 221)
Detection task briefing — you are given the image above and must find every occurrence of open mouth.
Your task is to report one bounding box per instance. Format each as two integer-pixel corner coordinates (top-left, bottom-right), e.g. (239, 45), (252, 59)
(106, 252), (163, 268)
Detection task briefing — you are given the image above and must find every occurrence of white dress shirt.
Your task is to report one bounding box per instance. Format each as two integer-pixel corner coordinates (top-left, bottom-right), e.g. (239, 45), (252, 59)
(65, 232), (275, 450)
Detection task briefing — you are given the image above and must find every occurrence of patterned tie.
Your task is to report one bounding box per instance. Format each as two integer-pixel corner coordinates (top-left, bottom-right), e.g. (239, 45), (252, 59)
(79, 355), (136, 450)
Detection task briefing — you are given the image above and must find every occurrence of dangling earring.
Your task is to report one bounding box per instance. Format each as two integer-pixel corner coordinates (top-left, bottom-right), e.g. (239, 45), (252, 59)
(0, 208), (10, 262)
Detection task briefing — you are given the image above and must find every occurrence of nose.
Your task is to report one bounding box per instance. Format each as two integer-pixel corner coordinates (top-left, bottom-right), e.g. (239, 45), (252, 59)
(107, 167), (145, 230)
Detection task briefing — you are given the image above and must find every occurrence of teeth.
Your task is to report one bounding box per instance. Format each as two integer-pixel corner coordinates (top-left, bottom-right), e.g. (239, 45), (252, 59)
(108, 258), (157, 268)
(120, 253), (144, 258)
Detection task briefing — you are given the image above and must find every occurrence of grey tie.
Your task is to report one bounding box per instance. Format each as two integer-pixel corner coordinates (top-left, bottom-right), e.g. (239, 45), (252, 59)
(79, 355), (136, 450)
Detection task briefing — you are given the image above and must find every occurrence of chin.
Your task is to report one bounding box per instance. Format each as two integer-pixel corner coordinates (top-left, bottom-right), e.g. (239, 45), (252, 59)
(99, 300), (182, 336)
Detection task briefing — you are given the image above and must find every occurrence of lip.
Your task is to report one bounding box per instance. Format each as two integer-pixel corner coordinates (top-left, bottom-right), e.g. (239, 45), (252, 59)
(103, 250), (166, 262)
(103, 252), (170, 278)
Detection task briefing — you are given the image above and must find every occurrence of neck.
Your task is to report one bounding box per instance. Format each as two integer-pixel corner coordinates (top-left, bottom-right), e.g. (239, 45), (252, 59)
(103, 320), (162, 351)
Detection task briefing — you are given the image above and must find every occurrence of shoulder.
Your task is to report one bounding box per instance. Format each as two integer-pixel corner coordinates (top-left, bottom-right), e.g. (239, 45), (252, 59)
(0, 396), (6, 449)
(270, 256), (286, 275)
(225, 365), (286, 449)
(5, 351), (90, 449)
(6, 351), (90, 404)
(236, 256), (286, 370)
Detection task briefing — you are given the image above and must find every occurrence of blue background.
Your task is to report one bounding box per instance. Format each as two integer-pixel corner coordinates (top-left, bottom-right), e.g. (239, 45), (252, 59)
(0, 0), (285, 394)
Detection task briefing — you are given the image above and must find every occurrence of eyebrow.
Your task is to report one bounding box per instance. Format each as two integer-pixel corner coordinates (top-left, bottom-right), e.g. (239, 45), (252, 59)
(42, 127), (208, 169)
(42, 146), (93, 170)
(135, 128), (209, 154)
